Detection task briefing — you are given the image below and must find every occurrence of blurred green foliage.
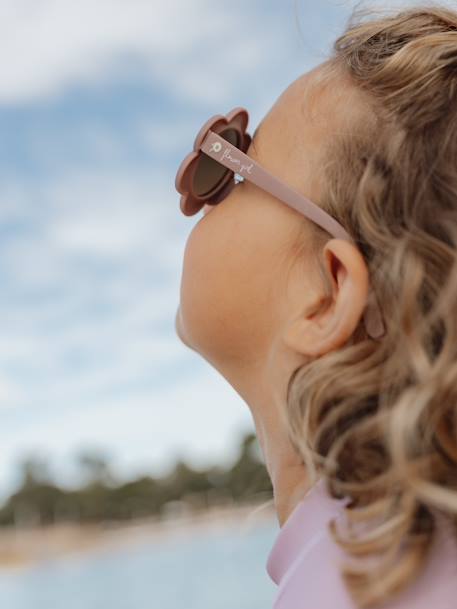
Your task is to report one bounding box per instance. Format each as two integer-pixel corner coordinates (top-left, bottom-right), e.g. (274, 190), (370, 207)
(0, 432), (273, 527)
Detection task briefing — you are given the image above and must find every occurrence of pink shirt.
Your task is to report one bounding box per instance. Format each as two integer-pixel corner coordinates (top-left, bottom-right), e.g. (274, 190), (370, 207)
(266, 476), (457, 609)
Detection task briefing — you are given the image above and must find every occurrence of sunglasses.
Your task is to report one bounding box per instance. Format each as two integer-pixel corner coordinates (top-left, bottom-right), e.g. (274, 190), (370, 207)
(175, 107), (386, 341)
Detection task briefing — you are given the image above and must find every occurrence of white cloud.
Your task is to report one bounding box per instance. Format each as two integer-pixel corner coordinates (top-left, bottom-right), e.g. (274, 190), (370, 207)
(0, 0), (446, 104)
(0, 365), (255, 501)
(0, 167), (186, 397)
(0, 0), (186, 102)
(0, 0), (279, 105)
(0, 375), (24, 410)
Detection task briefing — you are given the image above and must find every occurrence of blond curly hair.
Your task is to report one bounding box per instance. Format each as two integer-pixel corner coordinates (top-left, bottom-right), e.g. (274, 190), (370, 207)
(285, 3), (457, 607)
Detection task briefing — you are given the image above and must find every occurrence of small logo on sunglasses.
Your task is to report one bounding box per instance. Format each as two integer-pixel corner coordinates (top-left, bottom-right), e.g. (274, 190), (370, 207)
(209, 142), (222, 153)
(207, 137), (253, 176)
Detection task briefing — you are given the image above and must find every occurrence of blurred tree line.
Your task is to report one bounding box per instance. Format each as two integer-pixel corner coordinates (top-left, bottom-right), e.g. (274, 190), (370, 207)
(0, 432), (273, 528)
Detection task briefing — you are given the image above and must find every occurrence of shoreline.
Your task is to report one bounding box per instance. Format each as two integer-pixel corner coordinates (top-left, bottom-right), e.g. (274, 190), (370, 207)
(0, 498), (277, 571)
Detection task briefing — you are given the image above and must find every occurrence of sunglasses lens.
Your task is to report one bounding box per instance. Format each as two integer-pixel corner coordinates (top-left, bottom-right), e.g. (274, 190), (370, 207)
(192, 128), (239, 198)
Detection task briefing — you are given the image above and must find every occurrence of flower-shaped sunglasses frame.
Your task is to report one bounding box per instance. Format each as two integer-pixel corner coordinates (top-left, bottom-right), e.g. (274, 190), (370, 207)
(175, 107), (386, 340)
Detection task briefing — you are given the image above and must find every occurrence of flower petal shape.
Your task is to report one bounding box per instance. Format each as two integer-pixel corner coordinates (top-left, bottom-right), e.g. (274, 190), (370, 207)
(175, 107), (252, 216)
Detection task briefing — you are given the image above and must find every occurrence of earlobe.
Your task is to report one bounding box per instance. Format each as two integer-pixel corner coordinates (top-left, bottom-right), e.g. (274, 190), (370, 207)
(282, 239), (370, 358)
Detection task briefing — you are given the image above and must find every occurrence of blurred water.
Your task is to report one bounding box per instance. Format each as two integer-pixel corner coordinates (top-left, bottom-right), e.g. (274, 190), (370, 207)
(0, 516), (279, 609)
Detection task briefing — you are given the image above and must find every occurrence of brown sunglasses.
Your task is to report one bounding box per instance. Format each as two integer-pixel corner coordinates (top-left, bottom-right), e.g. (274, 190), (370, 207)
(175, 107), (386, 340)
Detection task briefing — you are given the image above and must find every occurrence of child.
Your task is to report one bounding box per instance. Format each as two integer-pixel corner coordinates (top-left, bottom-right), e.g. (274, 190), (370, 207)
(175, 3), (457, 608)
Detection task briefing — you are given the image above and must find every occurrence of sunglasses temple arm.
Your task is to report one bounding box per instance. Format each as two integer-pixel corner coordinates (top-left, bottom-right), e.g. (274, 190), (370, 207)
(200, 130), (386, 340)
(201, 130), (353, 242)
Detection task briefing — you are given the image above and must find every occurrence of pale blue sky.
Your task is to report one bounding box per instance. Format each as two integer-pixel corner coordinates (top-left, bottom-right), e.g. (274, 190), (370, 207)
(0, 0), (424, 501)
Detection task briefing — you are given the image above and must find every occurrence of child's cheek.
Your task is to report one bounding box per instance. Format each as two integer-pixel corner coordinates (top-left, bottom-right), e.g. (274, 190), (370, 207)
(178, 222), (258, 359)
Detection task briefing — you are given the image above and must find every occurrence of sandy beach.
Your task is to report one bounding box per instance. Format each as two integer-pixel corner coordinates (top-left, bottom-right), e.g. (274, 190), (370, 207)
(0, 498), (276, 571)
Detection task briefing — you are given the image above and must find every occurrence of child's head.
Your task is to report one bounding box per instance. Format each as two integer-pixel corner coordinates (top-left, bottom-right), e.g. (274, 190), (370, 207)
(176, 3), (457, 607)
(176, 58), (376, 371)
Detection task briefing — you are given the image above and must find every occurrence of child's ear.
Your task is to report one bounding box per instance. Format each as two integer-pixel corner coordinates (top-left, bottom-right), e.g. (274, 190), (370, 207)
(282, 239), (370, 357)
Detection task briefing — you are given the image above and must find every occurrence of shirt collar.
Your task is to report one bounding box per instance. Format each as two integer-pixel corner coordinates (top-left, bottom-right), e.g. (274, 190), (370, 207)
(266, 476), (351, 585)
